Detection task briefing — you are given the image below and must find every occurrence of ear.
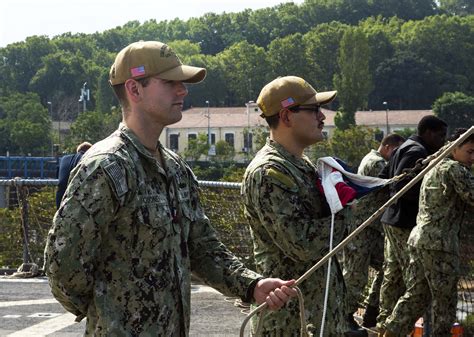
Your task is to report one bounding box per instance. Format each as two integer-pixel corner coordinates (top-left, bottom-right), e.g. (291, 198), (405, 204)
(124, 79), (142, 103)
(279, 109), (292, 127)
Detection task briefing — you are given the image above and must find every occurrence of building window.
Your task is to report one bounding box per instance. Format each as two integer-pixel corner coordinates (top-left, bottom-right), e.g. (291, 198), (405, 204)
(224, 133), (234, 148)
(188, 133), (197, 141)
(243, 133), (253, 152)
(211, 133), (216, 145)
(322, 131), (328, 139)
(170, 134), (179, 151)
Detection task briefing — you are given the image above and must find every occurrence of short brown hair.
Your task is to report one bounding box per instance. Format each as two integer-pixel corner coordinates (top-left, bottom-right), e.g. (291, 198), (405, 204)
(265, 114), (280, 129)
(381, 133), (405, 147)
(76, 141), (92, 153)
(449, 128), (474, 145)
(111, 77), (153, 110)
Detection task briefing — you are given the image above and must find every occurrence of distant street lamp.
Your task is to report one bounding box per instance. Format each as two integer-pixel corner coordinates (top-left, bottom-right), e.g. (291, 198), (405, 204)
(205, 100), (211, 146)
(245, 101), (255, 156)
(383, 101), (390, 135)
(47, 101), (53, 156)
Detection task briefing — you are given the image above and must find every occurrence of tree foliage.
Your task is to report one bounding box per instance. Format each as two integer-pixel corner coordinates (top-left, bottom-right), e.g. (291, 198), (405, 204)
(432, 92), (474, 132)
(0, 92), (51, 155)
(66, 108), (121, 152)
(308, 126), (379, 168)
(183, 133), (209, 161)
(333, 27), (373, 129)
(0, 3), (473, 155)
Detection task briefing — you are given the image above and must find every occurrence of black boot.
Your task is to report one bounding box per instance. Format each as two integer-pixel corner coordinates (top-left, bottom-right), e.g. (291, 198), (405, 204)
(362, 305), (379, 328)
(344, 314), (368, 337)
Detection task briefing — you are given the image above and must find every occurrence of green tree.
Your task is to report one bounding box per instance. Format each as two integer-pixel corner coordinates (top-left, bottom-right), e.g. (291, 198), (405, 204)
(398, 15), (474, 95)
(67, 109), (121, 150)
(372, 51), (440, 110)
(370, 0), (437, 20)
(213, 140), (235, 162)
(432, 92), (474, 132)
(0, 92), (51, 155)
(267, 33), (311, 79)
(0, 36), (56, 94)
(217, 41), (269, 104)
(324, 126), (379, 168)
(333, 27), (372, 129)
(183, 133), (209, 161)
(438, 0), (474, 15)
(303, 22), (349, 91)
(252, 125), (270, 152)
(394, 128), (415, 139)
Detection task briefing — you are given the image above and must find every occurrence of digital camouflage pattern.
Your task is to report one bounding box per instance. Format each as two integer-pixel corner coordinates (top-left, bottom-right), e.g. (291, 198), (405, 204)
(409, 158), (474, 254)
(385, 247), (459, 336)
(385, 158), (474, 336)
(343, 149), (386, 314)
(377, 224), (411, 329)
(44, 123), (261, 337)
(358, 149), (386, 178)
(241, 138), (351, 336)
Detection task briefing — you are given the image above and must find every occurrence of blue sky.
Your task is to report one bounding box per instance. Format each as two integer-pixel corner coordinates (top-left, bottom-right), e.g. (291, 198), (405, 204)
(1, 0), (304, 47)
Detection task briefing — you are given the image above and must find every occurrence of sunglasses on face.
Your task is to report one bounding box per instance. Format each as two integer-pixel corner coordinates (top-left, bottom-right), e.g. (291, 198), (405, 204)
(289, 105), (322, 114)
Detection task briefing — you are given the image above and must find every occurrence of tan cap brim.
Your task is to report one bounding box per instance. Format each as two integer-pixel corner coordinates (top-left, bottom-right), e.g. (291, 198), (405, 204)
(158, 65), (207, 84)
(303, 90), (337, 105)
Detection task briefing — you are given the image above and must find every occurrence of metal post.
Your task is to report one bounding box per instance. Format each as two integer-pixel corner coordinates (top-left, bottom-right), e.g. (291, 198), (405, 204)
(17, 184), (31, 264)
(47, 101), (53, 156)
(245, 101), (254, 157)
(58, 110), (61, 153)
(383, 101), (390, 135)
(206, 101), (211, 146)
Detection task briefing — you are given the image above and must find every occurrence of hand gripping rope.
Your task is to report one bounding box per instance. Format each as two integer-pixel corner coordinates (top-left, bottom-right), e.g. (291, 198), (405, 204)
(240, 126), (474, 337)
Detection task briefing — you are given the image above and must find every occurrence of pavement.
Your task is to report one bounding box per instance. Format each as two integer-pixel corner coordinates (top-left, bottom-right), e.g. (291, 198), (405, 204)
(0, 276), (249, 337)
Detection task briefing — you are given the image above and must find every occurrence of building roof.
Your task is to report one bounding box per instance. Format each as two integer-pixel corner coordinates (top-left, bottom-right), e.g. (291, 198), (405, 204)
(355, 109), (433, 127)
(166, 106), (433, 129)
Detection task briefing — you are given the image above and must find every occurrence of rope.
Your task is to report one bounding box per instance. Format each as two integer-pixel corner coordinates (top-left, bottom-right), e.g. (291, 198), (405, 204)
(319, 212), (335, 336)
(240, 126), (473, 337)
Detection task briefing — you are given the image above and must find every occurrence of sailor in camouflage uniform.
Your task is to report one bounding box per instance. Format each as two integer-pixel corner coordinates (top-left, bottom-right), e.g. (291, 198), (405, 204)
(382, 129), (474, 337)
(44, 41), (296, 337)
(342, 134), (404, 329)
(376, 116), (447, 334)
(242, 76), (363, 336)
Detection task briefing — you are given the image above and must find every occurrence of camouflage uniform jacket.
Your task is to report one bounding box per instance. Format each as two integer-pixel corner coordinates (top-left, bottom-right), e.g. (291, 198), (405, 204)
(356, 149), (387, 233)
(408, 158), (474, 255)
(44, 123), (261, 337)
(242, 138), (349, 336)
(357, 149), (385, 177)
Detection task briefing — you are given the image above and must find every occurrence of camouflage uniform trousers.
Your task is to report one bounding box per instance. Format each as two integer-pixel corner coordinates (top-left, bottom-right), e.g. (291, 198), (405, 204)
(377, 224), (411, 329)
(384, 246), (459, 336)
(342, 225), (384, 314)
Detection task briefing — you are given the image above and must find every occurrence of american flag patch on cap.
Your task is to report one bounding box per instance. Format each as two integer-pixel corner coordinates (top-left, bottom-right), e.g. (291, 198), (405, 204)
(131, 65), (146, 77)
(281, 97), (295, 108)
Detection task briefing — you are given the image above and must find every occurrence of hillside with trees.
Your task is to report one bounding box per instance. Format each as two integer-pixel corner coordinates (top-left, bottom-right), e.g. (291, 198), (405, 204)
(0, 0), (473, 155)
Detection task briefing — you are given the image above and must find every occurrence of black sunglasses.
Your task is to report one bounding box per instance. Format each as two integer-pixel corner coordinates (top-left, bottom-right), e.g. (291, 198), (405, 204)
(289, 105), (322, 113)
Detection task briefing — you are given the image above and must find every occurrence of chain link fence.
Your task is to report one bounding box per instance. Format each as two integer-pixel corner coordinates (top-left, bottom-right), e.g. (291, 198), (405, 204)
(0, 179), (473, 334)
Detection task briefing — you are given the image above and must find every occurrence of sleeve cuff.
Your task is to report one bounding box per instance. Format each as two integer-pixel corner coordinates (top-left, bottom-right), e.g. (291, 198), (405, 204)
(242, 277), (264, 303)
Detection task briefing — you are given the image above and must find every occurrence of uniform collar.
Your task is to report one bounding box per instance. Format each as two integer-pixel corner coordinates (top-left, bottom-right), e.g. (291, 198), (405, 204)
(118, 123), (159, 160)
(266, 138), (316, 172)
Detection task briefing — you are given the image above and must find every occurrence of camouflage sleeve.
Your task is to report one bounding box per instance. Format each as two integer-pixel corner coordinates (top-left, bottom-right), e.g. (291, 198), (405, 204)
(449, 163), (474, 207)
(185, 166), (261, 300)
(249, 166), (349, 263)
(368, 159), (386, 178)
(44, 157), (122, 318)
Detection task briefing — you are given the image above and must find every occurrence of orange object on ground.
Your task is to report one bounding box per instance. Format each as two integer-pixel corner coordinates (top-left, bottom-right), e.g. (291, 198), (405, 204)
(410, 318), (463, 337)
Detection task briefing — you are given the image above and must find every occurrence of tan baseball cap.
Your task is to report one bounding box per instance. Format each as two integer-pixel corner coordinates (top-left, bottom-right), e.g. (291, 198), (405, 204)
(257, 76), (337, 117)
(109, 41), (206, 85)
